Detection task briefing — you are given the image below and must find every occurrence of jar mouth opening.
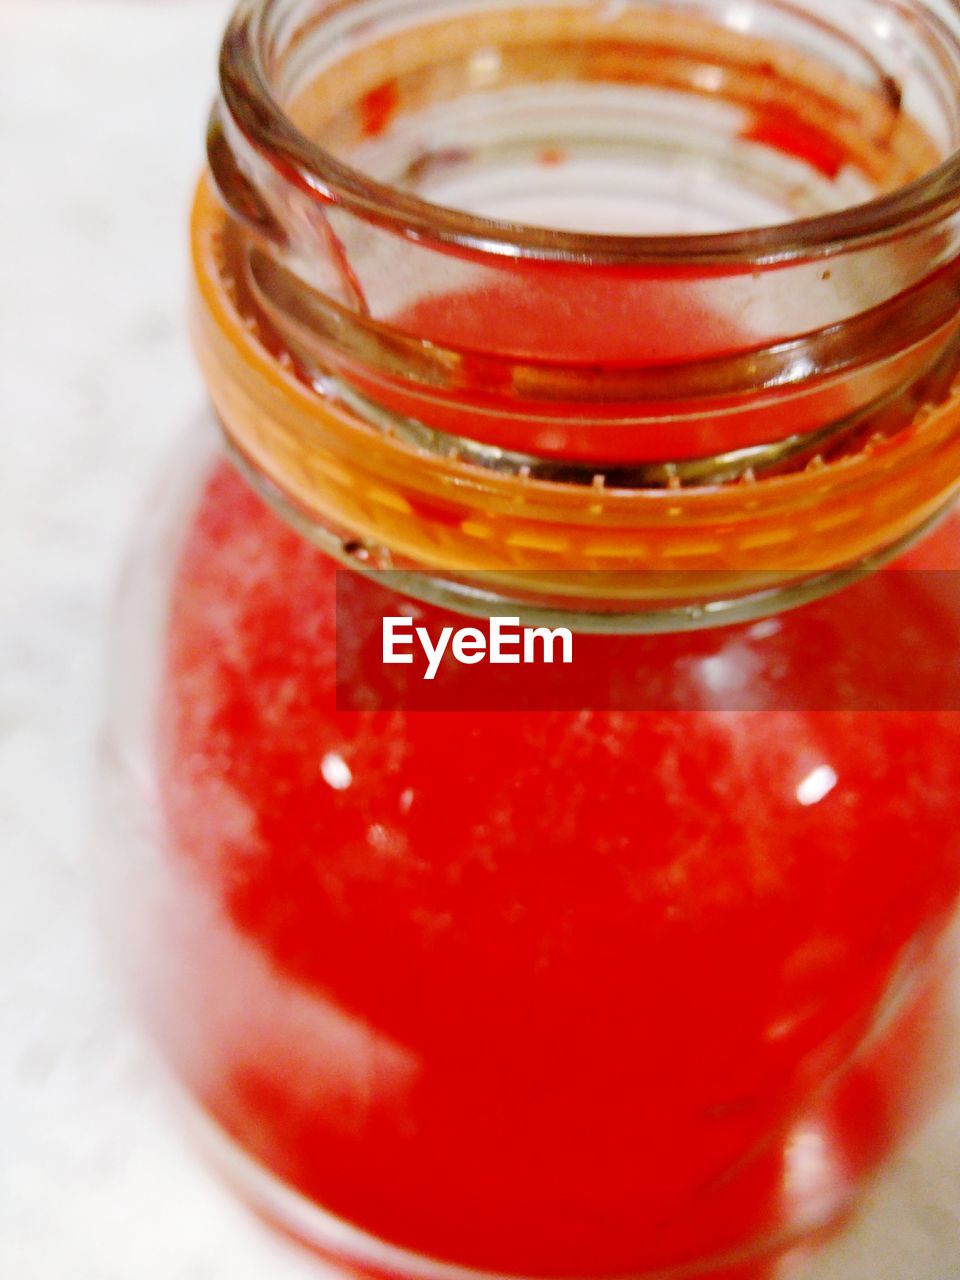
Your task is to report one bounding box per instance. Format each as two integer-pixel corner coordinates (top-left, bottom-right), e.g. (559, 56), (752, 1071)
(224, 0), (960, 266)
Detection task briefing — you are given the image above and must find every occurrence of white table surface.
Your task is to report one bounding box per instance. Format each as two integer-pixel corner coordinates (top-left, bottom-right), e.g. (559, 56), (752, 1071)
(2, 3), (958, 1277)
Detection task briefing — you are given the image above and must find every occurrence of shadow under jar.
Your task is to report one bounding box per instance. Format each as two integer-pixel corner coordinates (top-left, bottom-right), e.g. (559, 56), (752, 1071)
(99, 1), (960, 1278)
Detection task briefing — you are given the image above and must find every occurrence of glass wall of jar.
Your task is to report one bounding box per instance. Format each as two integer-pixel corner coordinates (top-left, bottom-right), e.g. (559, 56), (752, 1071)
(98, 2), (960, 1278)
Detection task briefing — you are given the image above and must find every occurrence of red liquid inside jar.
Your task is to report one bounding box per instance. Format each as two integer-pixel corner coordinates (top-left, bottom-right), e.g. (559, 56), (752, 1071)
(355, 275), (879, 465)
(146, 458), (960, 1280)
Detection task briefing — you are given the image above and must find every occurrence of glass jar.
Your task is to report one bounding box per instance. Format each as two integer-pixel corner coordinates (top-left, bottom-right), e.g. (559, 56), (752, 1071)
(99, 1), (960, 1278)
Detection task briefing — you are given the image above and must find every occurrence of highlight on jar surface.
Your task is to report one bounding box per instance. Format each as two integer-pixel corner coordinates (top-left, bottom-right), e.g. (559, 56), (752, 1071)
(97, 2), (960, 1279)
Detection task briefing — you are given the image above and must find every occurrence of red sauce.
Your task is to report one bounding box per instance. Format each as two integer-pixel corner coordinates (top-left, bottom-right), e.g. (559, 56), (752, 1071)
(360, 80), (400, 139)
(147, 460), (960, 1278)
(741, 113), (847, 180)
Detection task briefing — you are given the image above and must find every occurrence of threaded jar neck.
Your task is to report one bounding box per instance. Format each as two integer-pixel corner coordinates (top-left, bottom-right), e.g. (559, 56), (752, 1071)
(192, 0), (960, 628)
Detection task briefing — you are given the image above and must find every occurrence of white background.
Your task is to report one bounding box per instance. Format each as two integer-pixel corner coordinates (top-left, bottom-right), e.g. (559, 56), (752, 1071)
(1, 2), (958, 1276)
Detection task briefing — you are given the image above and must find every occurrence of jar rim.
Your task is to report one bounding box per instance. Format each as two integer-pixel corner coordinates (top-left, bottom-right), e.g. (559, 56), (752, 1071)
(224, 0), (960, 267)
(191, 173), (960, 600)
